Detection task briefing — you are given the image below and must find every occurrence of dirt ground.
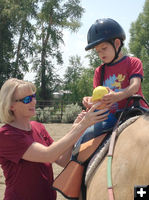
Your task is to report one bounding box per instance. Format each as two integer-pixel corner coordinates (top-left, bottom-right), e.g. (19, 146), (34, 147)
(0, 123), (73, 200)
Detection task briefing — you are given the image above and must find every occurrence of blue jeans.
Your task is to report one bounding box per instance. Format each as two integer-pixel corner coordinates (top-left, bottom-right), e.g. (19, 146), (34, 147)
(74, 112), (117, 147)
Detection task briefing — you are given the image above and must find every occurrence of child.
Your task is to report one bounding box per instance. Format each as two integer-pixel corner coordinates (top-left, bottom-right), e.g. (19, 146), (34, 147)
(83, 18), (148, 112)
(75, 18), (148, 147)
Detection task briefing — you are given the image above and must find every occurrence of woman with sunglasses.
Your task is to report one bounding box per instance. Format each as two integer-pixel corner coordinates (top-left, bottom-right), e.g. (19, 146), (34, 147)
(0, 78), (108, 200)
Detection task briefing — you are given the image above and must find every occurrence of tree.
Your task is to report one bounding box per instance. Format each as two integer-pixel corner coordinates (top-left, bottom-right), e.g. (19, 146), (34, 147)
(0, 0), (84, 100)
(63, 50), (103, 105)
(0, 0), (38, 87)
(0, 1), (14, 87)
(129, 0), (149, 101)
(10, 0), (38, 78)
(76, 68), (94, 103)
(63, 55), (84, 103)
(32, 0), (84, 100)
(63, 51), (102, 105)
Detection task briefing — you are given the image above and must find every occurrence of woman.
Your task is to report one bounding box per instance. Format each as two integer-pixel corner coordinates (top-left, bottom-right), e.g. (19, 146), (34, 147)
(0, 78), (108, 200)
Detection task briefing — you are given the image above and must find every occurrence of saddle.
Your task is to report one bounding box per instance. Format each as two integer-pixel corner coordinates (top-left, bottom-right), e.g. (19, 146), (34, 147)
(52, 133), (108, 199)
(117, 95), (149, 123)
(52, 95), (149, 199)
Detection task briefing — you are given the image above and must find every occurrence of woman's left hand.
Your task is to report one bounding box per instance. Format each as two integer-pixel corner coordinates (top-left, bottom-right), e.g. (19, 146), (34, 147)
(72, 110), (87, 128)
(80, 103), (109, 129)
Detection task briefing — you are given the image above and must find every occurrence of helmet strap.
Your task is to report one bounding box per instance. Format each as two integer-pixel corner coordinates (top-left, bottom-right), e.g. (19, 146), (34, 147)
(106, 40), (123, 65)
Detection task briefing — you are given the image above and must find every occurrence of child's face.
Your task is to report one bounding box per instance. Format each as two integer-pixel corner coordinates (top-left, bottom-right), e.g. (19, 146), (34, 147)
(95, 42), (115, 63)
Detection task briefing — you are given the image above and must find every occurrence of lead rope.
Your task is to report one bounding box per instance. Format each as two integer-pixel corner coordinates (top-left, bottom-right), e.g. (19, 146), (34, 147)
(107, 111), (124, 200)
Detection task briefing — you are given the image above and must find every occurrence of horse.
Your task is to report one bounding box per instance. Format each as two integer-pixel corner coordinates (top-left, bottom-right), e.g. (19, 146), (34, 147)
(82, 113), (149, 200)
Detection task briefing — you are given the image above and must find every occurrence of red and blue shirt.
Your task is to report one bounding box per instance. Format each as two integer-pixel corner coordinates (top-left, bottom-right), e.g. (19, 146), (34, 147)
(93, 56), (148, 112)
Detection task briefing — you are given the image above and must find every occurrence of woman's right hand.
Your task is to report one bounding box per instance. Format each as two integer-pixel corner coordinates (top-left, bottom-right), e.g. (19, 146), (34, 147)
(80, 102), (109, 129)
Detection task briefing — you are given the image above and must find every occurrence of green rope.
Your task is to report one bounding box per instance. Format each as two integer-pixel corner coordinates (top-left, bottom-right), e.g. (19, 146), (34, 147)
(107, 156), (113, 188)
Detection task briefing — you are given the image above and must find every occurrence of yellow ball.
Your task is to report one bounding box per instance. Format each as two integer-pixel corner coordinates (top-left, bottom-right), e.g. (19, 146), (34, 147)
(92, 86), (108, 102)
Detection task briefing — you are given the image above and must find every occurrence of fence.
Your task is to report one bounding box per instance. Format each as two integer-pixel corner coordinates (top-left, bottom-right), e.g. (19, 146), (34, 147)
(35, 99), (73, 123)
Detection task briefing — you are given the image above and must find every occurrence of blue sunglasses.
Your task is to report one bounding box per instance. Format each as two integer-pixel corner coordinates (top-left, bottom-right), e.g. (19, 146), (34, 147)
(16, 94), (36, 104)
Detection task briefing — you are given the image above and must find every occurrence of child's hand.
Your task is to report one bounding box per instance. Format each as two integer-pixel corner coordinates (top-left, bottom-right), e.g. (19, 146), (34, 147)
(82, 96), (92, 109)
(101, 89), (119, 107)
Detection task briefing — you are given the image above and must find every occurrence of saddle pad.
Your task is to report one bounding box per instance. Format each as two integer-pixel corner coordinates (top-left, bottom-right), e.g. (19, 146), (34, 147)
(85, 116), (139, 185)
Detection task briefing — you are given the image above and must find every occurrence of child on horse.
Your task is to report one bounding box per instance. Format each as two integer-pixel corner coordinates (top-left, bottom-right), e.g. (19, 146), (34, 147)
(79, 18), (148, 145)
(53, 18), (149, 199)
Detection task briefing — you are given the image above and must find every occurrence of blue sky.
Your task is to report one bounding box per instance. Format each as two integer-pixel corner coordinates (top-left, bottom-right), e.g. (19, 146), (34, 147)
(25, 0), (146, 81)
(79, 0), (145, 46)
(57, 0), (146, 78)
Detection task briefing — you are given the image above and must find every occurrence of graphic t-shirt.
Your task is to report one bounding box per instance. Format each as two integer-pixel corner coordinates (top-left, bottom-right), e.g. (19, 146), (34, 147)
(0, 121), (56, 200)
(93, 56), (148, 112)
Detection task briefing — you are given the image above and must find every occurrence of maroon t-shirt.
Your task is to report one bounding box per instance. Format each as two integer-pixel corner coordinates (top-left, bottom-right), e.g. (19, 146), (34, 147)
(0, 121), (56, 200)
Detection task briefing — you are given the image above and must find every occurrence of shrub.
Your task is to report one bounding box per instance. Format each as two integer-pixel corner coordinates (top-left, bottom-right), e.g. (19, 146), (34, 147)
(36, 103), (82, 123)
(36, 107), (44, 122)
(36, 107), (52, 123)
(36, 107), (62, 123)
(62, 103), (82, 123)
(49, 110), (62, 123)
(43, 107), (53, 123)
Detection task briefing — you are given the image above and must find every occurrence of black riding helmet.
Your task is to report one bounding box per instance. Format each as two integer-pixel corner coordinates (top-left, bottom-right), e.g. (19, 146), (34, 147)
(85, 18), (126, 64)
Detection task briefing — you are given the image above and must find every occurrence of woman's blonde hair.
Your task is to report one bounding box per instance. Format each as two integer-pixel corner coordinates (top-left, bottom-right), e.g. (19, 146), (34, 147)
(0, 78), (36, 124)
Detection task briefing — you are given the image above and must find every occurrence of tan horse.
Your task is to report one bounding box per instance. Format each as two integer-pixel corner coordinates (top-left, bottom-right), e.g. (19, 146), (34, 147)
(84, 114), (149, 200)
